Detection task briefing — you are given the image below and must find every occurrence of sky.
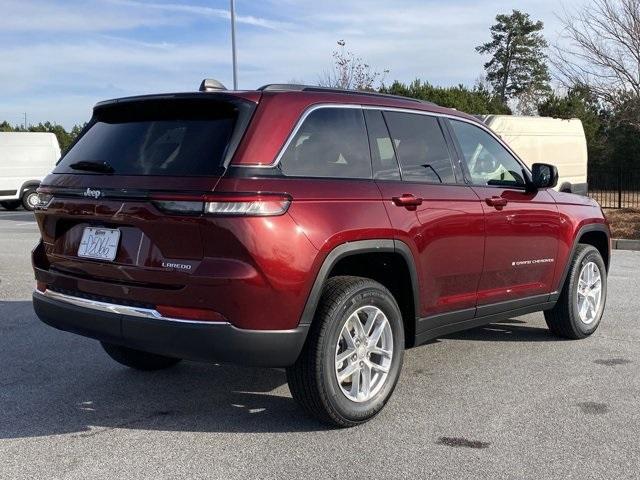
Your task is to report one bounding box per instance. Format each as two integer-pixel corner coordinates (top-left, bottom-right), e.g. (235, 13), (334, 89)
(0, 0), (578, 128)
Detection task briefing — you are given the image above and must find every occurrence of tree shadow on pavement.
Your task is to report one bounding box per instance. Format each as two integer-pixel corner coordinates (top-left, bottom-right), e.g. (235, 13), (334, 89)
(0, 301), (558, 440)
(0, 300), (325, 440)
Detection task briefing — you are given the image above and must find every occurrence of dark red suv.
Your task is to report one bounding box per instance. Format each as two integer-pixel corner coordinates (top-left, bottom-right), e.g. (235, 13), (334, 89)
(32, 80), (610, 427)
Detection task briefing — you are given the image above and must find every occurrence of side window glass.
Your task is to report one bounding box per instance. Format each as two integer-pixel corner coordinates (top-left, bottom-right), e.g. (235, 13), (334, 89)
(383, 111), (455, 184)
(363, 109), (400, 180)
(279, 107), (372, 179)
(449, 120), (526, 187)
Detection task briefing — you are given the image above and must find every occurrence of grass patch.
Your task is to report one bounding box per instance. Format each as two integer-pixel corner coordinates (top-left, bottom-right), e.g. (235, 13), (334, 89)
(603, 208), (640, 239)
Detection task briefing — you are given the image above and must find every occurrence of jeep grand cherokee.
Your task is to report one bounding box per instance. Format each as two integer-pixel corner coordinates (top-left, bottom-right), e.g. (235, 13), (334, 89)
(32, 80), (610, 427)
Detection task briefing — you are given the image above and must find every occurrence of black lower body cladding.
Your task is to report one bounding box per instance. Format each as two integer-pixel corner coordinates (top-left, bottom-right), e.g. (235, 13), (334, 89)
(33, 291), (309, 367)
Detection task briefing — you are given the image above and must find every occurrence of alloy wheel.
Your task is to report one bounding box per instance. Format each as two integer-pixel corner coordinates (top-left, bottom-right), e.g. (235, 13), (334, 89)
(334, 305), (393, 403)
(576, 261), (602, 325)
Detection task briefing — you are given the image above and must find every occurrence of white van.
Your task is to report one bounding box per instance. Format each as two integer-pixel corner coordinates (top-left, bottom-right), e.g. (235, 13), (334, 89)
(0, 132), (60, 210)
(481, 115), (588, 195)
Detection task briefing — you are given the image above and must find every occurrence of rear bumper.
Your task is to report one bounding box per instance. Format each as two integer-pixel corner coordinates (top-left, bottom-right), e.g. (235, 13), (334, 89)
(32, 290), (308, 367)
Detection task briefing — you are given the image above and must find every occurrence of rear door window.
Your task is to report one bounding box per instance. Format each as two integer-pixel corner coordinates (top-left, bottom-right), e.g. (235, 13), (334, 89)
(279, 107), (372, 179)
(363, 109), (400, 180)
(383, 111), (455, 184)
(55, 97), (254, 176)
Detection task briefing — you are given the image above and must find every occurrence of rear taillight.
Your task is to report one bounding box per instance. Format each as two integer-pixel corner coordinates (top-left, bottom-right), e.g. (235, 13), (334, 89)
(34, 188), (53, 210)
(151, 193), (291, 217)
(152, 200), (203, 214)
(205, 195), (291, 216)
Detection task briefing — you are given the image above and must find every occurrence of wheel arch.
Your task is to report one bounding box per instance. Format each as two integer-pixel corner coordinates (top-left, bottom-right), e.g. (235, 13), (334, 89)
(579, 228), (610, 271)
(299, 239), (420, 347)
(553, 224), (610, 300)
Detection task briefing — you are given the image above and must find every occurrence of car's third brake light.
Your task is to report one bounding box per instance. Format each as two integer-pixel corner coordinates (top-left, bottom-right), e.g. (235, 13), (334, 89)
(151, 193), (291, 217)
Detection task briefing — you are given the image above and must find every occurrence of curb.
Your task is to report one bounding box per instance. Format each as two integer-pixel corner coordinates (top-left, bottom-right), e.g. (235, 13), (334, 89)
(612, 239), (640, 251)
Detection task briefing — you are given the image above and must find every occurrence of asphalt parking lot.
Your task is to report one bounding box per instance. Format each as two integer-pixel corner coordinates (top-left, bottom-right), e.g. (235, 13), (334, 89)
(1, 210), (639, 479)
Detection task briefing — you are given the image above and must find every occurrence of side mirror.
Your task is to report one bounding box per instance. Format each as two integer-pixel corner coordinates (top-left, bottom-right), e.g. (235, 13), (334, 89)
(531, 163), (558, 189)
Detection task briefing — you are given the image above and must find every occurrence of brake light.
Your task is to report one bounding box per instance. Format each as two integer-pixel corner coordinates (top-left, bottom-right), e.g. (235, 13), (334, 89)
(156, 305), (227, 322)
(151, 193), (291, 217)
(205, 195), (290, 216)
(34, 188), (54, 209)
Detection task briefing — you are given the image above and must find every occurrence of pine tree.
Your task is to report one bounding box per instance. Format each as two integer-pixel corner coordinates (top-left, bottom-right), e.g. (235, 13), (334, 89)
(476, 10), (551, 108)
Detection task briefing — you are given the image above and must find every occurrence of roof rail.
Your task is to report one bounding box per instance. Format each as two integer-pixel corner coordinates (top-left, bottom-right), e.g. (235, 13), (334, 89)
(257, 84), (437, 106)
(257, 84), (307, 92)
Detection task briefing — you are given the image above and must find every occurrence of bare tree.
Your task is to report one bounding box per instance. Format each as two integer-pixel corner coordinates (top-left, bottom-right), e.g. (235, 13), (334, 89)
(552, 0), (640, 128)
(318, 40), (389, 91)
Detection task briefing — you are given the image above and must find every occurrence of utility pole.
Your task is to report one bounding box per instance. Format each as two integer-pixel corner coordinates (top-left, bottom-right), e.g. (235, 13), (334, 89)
(23, 112), (27, 130)
(230, 0), (238, 89)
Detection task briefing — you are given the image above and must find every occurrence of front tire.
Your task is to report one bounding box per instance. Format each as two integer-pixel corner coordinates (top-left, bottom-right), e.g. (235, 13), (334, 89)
(101, 342), (182, 371)
(545, 244), (607, 339)
(286, 276), (405, 427)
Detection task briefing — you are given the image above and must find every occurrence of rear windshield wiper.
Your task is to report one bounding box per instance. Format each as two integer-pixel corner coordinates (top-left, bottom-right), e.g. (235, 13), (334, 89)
(69, 160), (115, 174)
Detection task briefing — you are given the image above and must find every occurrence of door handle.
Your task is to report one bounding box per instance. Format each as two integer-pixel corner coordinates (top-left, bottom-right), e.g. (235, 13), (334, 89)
(485, 196), (508, 210)
(392, 194), (423, 209)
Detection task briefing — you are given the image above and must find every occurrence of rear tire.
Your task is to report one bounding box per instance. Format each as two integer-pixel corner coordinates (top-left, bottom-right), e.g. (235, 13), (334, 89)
(0, 200), (20, 210)
(545, 244), (607, 339)
(101, 342), (182, 371)
(286, 276), (405, 428)
(21, 188), (39, 211)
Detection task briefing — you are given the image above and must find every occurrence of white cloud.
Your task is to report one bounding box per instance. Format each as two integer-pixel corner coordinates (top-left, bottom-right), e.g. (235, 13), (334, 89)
(0, 0), (578, 128)
(0, 0), (291, 32)
(108, 0), (294, 30)
(0, 39), (230, 95)
(0, 0), (178, 32)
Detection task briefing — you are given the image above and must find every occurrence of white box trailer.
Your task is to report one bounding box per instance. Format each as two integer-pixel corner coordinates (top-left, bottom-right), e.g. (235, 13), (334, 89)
(481, 115), (588, 195)
(0, 132), (60, 210)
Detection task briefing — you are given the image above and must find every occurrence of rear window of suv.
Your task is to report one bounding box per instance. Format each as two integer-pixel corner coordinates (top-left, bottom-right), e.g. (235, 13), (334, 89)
(55, 97), (255, 176)
(279, 107), (372, 179)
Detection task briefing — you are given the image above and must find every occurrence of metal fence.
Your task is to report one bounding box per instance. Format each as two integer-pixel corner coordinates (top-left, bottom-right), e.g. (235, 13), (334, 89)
(588, 166), (640, 209)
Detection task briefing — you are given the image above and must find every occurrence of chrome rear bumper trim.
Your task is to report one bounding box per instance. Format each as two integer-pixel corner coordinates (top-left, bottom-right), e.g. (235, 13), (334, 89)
(34, 289), (229, 325)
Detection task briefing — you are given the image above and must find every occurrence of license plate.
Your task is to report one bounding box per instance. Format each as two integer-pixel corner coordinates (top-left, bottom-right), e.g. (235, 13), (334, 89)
(77, 227), (121, 261)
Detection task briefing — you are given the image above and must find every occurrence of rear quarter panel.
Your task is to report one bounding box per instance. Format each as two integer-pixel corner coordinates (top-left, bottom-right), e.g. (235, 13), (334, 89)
(214, 175), (393, 326)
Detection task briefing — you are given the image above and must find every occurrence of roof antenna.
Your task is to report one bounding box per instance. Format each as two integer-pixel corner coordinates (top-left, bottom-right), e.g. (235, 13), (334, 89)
(199, 79), (228, 92)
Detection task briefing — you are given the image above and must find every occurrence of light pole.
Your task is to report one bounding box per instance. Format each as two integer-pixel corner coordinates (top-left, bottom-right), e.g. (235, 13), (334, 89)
(230, 0), (238, 89)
